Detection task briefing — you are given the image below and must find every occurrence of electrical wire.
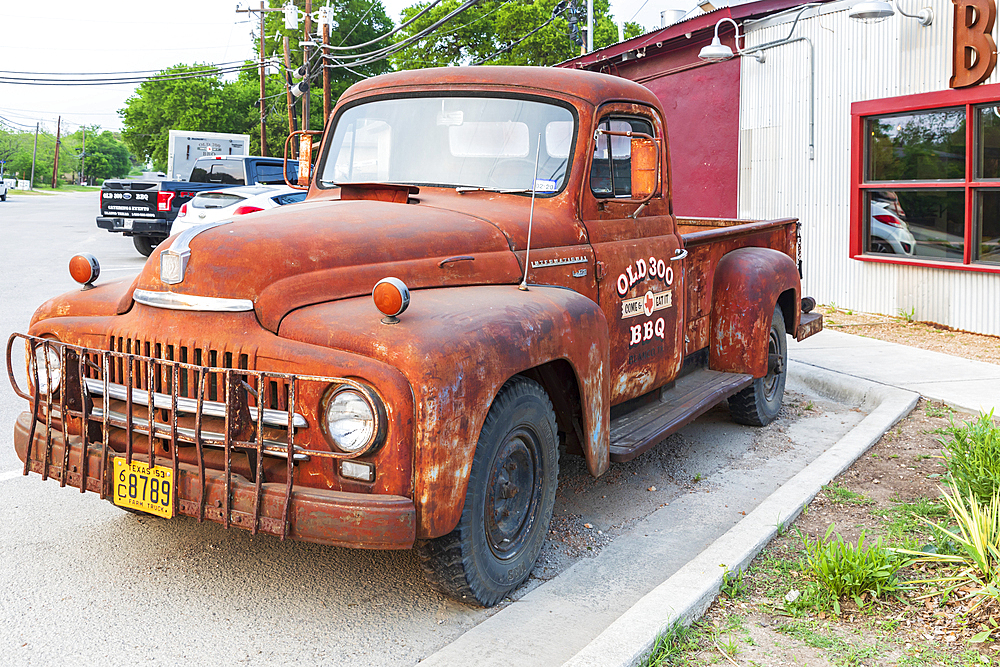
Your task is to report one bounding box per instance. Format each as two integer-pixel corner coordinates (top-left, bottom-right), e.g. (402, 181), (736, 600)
(0, 59), (257, 76)
(325, 0), (445, 50)
(0, 61), (274, 86)
(472, 4), (566, 65)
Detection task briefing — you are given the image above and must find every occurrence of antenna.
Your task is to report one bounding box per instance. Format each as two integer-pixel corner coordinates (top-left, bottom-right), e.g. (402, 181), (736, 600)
(519, 135), (542, 291)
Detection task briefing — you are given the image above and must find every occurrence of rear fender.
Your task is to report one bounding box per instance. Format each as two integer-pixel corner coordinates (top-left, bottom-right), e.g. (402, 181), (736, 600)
(709, 248), (799, 378)
(278, 285), (611, 539)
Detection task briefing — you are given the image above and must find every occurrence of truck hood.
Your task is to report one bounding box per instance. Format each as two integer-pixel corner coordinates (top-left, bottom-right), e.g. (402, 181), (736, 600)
(135, 199), (524, 332)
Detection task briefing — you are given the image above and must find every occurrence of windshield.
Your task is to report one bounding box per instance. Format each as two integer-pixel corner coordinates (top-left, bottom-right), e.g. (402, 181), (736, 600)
(320, 96), (576, 192)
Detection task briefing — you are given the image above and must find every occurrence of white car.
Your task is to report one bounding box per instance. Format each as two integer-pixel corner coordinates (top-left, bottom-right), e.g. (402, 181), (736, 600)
(0, 179), (8, 202)
(170, 185), (307, 235)
(869, 199), (916, 256)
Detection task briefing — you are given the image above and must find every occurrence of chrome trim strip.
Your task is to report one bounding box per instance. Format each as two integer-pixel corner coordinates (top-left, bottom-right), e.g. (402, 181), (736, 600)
(91, 407), (310, 461)
(85, 378), (307, 428)
(134, 289), (254, 312)
(531, 256), (588, 268)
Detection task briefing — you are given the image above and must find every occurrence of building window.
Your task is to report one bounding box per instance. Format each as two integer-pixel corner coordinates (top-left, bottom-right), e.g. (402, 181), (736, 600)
(852, 85), (1000, 272)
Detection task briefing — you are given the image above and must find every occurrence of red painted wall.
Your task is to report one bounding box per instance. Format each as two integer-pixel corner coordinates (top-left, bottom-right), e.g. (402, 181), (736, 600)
(643, 60), (741, 218)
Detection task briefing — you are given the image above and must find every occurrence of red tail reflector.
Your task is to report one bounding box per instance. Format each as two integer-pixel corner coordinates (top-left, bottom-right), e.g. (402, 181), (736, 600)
(233, 205), (264, 215)
(873, 214), (902, 227)
(157, 191), (176, 212)
(179, 203), (188, 216)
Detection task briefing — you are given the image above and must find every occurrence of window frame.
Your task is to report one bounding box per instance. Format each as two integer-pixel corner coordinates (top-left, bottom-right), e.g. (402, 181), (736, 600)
(851, 83), (1000, 274)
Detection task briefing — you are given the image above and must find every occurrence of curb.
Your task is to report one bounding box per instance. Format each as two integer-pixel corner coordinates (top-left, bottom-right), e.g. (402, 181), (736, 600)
(559, 363), (919, 667)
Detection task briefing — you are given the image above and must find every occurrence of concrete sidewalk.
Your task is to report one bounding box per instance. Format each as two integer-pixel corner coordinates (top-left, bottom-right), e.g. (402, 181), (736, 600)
(790, 330), (1000, 415)
(420, 331), (997, 667)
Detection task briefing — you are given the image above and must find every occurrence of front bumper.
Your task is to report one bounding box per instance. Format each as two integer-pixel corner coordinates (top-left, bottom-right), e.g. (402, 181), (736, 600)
(13, 411), (416, 549)
(96, 216), (170, 237)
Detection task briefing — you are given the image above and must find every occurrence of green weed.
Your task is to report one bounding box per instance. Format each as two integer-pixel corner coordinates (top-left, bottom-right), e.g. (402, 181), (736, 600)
(801, 525), (908, 615)
(823, 484), (873, 506)
(720, 568), (749, 600)
(899, 306), (917, 322)
(939, 411), (1000, 503)
(639, 622), (699, 667)
(926, 402), (956, 418)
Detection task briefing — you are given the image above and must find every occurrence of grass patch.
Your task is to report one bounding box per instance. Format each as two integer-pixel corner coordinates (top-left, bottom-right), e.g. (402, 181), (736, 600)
(824, 483), (874, 506)
(639, 622), (700, 667)
(875, 497), (949, 540)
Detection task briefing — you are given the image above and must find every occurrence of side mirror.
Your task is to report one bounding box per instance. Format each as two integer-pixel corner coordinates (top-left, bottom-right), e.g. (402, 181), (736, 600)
(630, 136), (659, 201)
(283, 130), (324, 191)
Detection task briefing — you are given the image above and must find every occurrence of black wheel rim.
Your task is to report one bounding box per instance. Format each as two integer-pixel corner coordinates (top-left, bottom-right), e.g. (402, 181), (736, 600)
(763, 327), (783, 402)
(485, 426), (541, 560)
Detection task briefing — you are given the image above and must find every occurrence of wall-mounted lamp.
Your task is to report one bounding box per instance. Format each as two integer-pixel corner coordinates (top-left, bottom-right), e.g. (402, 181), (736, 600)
(697, 18), (765, 62)
(848, 0), (933, 26)
(698, 4), (822, 159)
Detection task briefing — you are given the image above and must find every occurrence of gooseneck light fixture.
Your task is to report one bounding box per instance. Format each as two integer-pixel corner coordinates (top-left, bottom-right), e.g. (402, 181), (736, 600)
(848, 0), (933, 26)
(698, 4), (821, 159)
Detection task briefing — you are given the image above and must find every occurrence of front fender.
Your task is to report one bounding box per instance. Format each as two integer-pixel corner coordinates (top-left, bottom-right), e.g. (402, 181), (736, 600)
(709, 248), (799, 378)
(279, 285), (611, 539)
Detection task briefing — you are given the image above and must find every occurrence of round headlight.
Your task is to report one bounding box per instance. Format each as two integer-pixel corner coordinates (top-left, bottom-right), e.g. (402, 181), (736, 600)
(323, 387), (379, 453)
(33, 343), (62, 395)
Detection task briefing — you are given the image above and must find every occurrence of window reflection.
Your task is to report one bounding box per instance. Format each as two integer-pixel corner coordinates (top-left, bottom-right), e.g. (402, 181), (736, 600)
(867, 109), (966, 181)
(976, 191), (1000, 264)
(865, 190), (965, 260)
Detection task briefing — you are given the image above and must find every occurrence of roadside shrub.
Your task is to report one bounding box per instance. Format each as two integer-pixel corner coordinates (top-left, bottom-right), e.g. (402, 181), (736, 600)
(940, 411), (1000, 504)
(801, 525), (907, 614)
(894, 485), (1000, 615)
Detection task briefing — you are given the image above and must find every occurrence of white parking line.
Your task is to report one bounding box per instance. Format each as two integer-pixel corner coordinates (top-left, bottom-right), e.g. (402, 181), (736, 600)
(0, 470), (24, 482)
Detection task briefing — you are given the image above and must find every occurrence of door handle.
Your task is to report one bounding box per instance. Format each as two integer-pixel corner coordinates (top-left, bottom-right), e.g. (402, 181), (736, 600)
(670, 248), (688, 261)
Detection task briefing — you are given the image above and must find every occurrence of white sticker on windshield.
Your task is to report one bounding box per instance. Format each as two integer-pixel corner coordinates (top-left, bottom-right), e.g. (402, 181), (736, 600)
(534, 179), (557, 192)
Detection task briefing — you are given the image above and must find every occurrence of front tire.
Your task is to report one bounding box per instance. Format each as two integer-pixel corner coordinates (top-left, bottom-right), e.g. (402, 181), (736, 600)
(417, 376), (559, 606)
(729, 304), (787, 426)
(132, 235), (159, 257)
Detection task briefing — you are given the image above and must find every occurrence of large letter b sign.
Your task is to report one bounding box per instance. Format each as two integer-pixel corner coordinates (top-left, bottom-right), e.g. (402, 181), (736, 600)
(951, 0), (998, 88)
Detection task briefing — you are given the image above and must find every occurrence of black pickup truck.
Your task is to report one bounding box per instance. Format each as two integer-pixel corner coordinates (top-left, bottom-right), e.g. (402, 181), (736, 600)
(98, 155), (298, 256)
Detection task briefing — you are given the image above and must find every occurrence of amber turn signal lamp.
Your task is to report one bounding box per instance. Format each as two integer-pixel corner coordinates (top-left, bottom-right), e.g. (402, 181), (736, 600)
(69, 253), (100, 288)
(373, 277), (410, 324)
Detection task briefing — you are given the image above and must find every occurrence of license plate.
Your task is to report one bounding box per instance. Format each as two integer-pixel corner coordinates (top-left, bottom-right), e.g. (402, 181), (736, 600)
(113, 458), (174, 519)
(121, 219), (133, 230)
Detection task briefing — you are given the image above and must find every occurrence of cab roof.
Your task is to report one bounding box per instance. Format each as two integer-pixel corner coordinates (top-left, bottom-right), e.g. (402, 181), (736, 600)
(338, 66), (661, 110)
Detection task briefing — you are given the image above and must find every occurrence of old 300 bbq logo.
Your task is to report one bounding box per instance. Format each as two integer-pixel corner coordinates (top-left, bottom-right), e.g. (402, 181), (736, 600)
(617, 255), (675, 349)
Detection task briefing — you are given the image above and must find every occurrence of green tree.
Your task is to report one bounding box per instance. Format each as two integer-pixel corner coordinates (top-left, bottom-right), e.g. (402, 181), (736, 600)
(391, 0), (642, 69)
(120, 63), (244, 171)
(82, 129), (132, 180)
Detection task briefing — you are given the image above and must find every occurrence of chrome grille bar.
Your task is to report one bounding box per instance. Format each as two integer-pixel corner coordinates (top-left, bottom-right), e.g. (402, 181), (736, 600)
(84, 378), (308, 428)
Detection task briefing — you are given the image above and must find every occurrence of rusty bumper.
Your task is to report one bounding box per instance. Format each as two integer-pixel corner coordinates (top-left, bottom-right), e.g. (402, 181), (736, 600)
(13, 412), (416, 550)
(795, 311), (823, 342)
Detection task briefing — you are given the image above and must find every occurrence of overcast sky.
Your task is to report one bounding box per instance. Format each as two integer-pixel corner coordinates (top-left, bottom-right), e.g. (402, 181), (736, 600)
(0, 0), (693, 135)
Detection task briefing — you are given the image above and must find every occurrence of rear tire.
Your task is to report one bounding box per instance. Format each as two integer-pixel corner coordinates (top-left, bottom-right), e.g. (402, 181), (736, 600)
(729, 304), (787, 427)
(132, 235), (159, 257)
(416, 376), (559, 607)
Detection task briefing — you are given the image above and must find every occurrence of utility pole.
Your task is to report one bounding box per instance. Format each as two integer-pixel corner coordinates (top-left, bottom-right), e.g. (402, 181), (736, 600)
(302, 0), (312, 133)
(587, 0), (593, 53)
(283, 35), (298, 156)
(30, 122), (38, 190)
(80, 126), (86, 185)
(51, 116), (61, 189)
(322, 12), (331, 122)
(237, 1), (285, 156)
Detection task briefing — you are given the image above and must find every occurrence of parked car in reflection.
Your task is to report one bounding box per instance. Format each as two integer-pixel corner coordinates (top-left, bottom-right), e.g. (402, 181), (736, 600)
(170, 185), (307, 235)
(869, 199), (916, 256)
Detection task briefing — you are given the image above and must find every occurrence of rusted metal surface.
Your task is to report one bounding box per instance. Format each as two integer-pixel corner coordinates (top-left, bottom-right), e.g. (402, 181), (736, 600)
(796, 311), (825, 341)
(8, 332), (416, 548)
(8, 66), (822, 553)
(709, 248), (801, 378)
(279, 285), (610, 539)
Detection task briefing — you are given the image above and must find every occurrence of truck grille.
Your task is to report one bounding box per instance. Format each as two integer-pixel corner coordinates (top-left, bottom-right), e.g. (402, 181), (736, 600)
(7, 333), (362, 539)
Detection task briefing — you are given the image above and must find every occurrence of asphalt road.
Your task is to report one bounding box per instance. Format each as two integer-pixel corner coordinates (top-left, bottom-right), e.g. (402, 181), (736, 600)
(0, 192), (864, 666)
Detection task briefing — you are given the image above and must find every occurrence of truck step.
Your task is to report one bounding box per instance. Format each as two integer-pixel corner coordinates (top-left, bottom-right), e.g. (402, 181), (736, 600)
(609, 368), (754, 462)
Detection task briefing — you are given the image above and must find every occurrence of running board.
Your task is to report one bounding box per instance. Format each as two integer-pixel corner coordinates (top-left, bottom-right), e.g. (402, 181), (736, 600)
(609, 368), (754, 463)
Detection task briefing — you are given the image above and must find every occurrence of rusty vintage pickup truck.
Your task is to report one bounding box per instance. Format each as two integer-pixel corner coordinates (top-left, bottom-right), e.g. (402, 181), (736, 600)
(7, 66), (821, 606)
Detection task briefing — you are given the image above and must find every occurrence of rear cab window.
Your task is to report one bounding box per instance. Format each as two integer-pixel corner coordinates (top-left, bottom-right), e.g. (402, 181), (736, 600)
(591, 117), (654, 199)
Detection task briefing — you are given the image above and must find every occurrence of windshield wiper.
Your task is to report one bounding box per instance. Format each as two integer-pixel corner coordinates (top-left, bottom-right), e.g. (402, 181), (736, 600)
(455, 186), (532, 194)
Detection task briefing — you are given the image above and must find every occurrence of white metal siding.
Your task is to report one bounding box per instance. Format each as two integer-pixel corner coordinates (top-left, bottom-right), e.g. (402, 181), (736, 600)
(736, 0), (1000, 335)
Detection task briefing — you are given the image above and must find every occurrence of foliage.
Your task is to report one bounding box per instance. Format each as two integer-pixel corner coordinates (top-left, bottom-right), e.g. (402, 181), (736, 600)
(894, 485), (1000, 615)
(720, 568), (749, 600)
(801, 525), (908, 615)
(639, 622), (699, 667)
(822, 483), (873, 506)
(390, 0), (644, 69)
(940, 412), (1000, 504)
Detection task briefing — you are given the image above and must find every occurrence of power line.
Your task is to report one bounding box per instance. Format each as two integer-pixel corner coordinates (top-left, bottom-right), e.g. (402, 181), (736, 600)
(0, 61), (273, 86)
(0, 60), (256, 77)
